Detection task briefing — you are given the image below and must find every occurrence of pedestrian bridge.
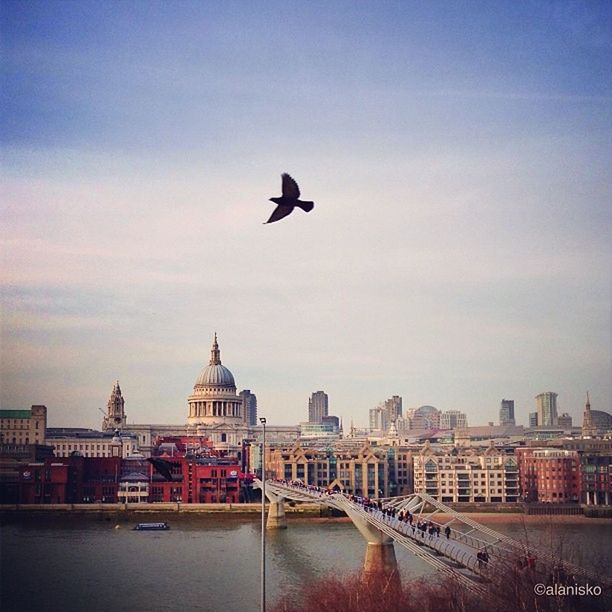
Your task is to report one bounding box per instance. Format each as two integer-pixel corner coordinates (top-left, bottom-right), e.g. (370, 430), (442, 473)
(253, 479), (602, 598)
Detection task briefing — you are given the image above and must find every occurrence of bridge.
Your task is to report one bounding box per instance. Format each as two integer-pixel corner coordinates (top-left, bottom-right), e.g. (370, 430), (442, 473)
(253, 479), (604, 599)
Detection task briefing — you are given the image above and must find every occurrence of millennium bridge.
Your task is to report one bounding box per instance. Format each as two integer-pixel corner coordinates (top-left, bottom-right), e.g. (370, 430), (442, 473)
(253, 479), (604, 598)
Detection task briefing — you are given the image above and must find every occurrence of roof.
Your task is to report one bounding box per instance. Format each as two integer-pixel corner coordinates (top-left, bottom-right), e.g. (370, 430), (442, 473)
(46, 428), (138, 440)
(0, 410), (32, 419)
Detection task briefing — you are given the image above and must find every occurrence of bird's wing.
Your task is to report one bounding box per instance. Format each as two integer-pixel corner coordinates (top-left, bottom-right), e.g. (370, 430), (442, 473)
(147, 458), (174, 481)
(281, 173), (300, 198)
(265, 205), (293, 224)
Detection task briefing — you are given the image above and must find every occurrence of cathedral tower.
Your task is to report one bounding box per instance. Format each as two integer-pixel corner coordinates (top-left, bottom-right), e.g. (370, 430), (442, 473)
(102, 381), (127, 431)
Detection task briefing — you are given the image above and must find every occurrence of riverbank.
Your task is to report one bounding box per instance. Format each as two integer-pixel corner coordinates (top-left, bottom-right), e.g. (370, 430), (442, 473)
(1, 503), (610, 524)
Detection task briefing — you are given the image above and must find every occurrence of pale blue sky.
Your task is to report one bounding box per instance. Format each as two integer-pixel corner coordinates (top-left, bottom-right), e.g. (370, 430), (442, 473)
(1, 1), (611, 428)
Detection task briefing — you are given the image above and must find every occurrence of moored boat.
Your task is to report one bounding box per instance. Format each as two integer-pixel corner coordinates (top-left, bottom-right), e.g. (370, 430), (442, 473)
(133, 522), (170, 531)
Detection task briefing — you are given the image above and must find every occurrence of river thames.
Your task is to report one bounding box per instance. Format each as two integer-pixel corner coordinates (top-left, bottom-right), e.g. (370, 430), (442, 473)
(1, 514), (610, 612)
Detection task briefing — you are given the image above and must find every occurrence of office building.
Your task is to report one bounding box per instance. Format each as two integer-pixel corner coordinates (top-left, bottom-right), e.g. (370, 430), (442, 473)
(0, 405), (47, 446)
(308, 391), (329, 423)
(499, 399), (515, 426)
(239, 389), (257, 427)
(535, 392), (558, 427)
(439, 410), (468, 429)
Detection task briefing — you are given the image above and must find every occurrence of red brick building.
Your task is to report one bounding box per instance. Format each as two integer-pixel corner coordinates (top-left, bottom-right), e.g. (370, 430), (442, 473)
(150, 436), (241, 503)
(516, 448), (580, 503)
(18, 456), (121, 504)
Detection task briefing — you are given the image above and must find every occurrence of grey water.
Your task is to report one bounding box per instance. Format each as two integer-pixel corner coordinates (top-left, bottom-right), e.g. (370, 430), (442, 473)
(1, 514), (610, 612)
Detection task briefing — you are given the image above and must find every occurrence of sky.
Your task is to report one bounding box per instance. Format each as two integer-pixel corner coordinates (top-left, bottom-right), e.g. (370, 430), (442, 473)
(1, 1), (611, 430)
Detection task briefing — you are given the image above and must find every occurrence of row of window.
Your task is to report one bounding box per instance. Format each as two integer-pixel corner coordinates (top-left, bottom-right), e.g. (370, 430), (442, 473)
(0, 420), (41, 428)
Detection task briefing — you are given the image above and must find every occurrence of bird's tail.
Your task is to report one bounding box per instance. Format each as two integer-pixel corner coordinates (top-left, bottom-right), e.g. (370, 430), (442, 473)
(297, 200), (314, 213)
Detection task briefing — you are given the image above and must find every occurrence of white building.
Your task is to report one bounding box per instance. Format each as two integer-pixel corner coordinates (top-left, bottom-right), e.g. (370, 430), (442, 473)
(413, 444), (519, 503)
(48, 428), (140, 458)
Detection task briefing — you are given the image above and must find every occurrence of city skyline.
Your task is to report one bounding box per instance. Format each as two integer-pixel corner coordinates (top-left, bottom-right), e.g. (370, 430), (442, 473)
(2, 2), (610, 429)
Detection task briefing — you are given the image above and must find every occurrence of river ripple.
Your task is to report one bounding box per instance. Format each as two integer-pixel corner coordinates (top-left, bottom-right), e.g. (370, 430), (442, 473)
(1, 514), (610, 612)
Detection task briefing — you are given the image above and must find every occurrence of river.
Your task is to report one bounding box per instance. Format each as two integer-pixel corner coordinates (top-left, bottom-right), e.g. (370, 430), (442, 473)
(1, 513), (610, 612)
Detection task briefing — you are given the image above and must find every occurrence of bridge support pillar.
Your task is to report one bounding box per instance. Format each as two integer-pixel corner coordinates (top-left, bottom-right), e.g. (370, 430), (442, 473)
(343, 507), (400, 582)
(363, 541), (398, 575)
(266, 498), (287, 529)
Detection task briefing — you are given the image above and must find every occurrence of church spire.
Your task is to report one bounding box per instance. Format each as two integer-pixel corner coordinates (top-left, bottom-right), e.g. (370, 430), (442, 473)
(582, 390), (594, 437)
(209, 333), (222, 365)
(102, 380), (126, 431)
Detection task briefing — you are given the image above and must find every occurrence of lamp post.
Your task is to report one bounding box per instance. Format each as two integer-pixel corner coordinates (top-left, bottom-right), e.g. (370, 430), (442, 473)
(259, 417), (267, 612)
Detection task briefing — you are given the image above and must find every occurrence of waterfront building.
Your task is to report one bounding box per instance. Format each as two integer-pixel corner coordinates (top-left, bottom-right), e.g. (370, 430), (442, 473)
(388, 447), (414, 496)
(17, 455), (122, 504)
(308, 391), (329, 423)
(413, 444), (519, 503)
(239, 389), (257, 427)
(47, 428), (139, 458)
(0, 405), (47, 446)
(439, 410), (468, 430)
(499, 399), (515, 426)
(0, 443), (55, 503)
(535, 392), (558, 427)
(515, 447), (580, 503)
(267, 441), (391, 497)
(13, 448), (243, 505)
(581, 454), (611, 506)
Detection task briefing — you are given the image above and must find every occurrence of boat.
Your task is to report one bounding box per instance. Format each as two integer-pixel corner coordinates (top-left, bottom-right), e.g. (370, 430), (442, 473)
(133, 522), (170, 531)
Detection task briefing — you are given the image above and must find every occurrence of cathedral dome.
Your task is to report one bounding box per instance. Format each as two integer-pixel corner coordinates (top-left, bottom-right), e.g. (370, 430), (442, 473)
(195, 364), (235, 387)
(193, 334), (235, 389)
(187, 334), (244, 429)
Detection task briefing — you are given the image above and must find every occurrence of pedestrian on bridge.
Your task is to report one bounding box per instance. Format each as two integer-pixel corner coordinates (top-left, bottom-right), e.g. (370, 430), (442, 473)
(445, 525), (451, 539)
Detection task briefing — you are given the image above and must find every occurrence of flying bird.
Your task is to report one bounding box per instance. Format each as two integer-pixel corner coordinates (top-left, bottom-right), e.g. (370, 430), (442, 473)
(147, 457), (178, 481)
(265, 173), (314, 224)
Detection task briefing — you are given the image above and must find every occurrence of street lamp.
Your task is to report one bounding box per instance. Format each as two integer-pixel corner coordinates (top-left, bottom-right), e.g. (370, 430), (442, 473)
(259, 417), (267, 612)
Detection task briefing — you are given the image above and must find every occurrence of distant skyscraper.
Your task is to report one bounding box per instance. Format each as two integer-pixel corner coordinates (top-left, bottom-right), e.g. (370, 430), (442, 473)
(499, 399), (515, 426)
(440, 409), (468, 429)
(384, 396), (403, 421)
(369, 405), (386, 432)
(239, 389), (257, 427)
(529, 412), (538, 427)
(308, 391), (329, 423)
(535, 392), (558, 426)
(321, 415), (340, 432)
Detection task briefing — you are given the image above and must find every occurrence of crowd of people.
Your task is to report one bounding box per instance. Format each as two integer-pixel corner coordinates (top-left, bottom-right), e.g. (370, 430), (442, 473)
(269, 478), (500, 573)
(271, 478), (459, 542)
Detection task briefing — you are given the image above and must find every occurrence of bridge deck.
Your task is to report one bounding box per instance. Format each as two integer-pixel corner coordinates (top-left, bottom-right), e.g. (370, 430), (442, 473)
(255, 479), (606, 597)
(259, 480), (497, 593)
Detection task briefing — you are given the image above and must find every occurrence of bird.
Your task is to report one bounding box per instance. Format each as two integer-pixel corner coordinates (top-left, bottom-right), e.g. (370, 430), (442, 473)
(147, 457), (178, 481)
(265, 173), (314, 224)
